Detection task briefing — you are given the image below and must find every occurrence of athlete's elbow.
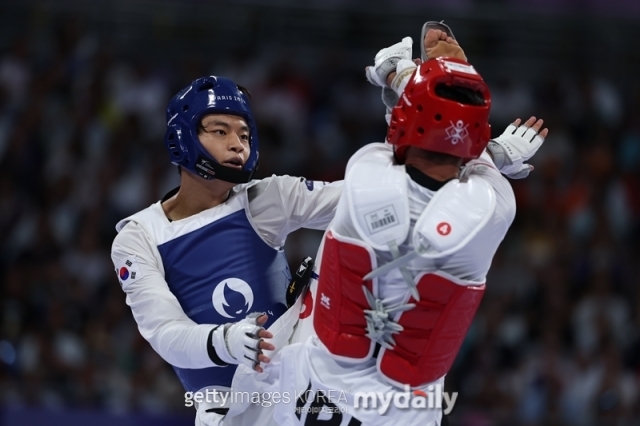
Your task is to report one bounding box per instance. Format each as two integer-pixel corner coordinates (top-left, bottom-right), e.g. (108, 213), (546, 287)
(138, 323), (193, 368)
(149, 335), (197, 368)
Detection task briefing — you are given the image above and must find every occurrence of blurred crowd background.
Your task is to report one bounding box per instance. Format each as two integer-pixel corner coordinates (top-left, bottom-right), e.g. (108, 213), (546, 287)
(1, 0), (639, 425)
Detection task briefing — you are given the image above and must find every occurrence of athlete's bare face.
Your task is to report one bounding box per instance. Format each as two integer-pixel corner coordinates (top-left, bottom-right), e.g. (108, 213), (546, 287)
(198, 114), (250, 170)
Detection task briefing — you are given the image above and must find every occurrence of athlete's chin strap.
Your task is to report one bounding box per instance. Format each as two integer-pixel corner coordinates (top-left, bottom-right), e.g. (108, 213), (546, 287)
(195, 155), (258, 184)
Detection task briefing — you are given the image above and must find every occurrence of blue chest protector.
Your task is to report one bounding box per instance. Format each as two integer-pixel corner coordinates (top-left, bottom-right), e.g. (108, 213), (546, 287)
(157, 209), (290, 392)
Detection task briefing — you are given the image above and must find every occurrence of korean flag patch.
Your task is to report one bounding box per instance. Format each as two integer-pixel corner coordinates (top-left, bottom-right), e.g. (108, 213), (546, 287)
(114, 255), (143, 288)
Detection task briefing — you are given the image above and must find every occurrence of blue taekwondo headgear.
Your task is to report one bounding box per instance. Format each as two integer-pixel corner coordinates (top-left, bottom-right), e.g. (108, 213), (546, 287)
(164, 76), (259, 183)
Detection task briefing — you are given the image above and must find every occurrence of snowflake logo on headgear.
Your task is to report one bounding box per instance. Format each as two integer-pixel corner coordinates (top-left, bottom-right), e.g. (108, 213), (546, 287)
(445, 120), (469, 145)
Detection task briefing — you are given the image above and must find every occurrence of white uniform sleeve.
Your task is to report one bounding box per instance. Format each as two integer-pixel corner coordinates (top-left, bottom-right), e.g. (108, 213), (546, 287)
(247, 175), (343, 247)
(111, 222), (221, 369)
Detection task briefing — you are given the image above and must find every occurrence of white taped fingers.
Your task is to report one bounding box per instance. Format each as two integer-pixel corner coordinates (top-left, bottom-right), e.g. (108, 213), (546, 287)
(511, 122), (546, 147)
(503, 123), (517, 134)
(488, 121), (546, 179)
(213, 315), (266, 369)
(228, 316), (265, 369)
(514, 124), (542, 146)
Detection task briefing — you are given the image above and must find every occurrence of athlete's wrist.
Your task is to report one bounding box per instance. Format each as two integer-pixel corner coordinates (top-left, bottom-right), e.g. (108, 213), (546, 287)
(207, 325), (231, 366)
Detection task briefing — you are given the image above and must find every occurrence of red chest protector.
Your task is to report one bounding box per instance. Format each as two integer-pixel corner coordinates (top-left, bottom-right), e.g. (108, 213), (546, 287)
(313, 230), (485, 387)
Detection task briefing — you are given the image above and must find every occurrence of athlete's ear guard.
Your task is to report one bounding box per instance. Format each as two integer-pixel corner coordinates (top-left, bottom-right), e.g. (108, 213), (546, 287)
(286, 256), (314, 308)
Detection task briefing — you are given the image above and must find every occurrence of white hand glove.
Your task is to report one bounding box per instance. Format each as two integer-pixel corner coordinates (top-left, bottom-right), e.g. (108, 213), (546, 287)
(212, 313), (266, 369)
(487, 122), (545, 179)
(365, 37), (413, 87)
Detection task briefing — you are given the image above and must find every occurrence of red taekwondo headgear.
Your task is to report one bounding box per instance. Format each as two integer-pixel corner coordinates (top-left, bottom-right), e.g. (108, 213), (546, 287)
(386, 57), (492, 162)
